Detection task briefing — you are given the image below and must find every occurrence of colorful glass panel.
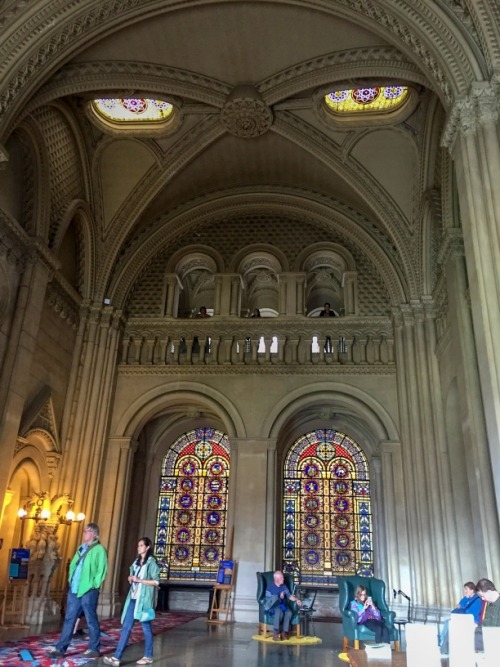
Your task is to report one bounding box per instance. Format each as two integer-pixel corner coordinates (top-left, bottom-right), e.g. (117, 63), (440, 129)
(283, 429), (373, 585)
(155, 428), (230, 581)
(324, 86), (408, 114)
(92, 98), (174, 122)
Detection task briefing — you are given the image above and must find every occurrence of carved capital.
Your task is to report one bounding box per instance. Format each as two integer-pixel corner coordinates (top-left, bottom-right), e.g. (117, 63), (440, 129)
(471, 82), (499, 124)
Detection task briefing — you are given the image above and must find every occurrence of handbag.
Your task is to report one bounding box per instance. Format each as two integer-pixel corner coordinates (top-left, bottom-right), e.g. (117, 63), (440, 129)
(139, 608), (155, 622)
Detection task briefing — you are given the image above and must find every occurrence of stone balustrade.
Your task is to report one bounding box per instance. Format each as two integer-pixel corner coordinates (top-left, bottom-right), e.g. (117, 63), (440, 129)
(119, 317), (395, 371)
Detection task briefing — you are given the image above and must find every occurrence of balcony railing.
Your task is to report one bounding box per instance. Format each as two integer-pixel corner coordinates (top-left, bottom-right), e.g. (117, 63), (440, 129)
(119, 317), (395, 369)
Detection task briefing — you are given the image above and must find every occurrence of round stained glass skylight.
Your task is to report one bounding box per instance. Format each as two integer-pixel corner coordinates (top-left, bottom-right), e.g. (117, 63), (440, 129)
(92, 98), (174, 122)
(324, 86), (409, 114)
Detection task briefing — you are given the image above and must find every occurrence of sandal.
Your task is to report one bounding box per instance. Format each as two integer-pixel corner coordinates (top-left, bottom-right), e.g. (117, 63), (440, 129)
(136, 659), (153, 665)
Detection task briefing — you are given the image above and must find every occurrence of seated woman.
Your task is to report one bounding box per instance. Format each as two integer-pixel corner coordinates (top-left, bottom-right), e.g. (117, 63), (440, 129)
(350, 584), (390, 644)
(439, 581), (483, 654)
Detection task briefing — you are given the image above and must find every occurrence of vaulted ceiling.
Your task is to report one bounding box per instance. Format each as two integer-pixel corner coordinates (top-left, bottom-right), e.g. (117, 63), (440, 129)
(0, 1), (498, 307)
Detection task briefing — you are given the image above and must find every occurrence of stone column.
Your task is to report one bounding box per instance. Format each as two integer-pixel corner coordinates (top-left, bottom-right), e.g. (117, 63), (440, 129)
(392, 308), (435, 608)
(379, 442), (410, 595)
(230, 438), (273, 622)
(439, 231), (500, 583)
(342, 271), (358, 315)
(164, 274), (180, 317)
(444, 85), (500, 528)
(98, 437), (137, 616)
(0, 247), (54, 511)
(54, 306), (123, 544)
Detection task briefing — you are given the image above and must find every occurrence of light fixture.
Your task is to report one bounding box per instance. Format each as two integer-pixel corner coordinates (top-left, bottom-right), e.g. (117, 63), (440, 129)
(17, 493), (51, 523)
(17, 493), (85, 526)
(57, 502), (85, 526)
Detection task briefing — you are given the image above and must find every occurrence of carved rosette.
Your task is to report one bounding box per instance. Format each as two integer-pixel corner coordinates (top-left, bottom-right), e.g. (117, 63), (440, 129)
(221, 87), (273, 138)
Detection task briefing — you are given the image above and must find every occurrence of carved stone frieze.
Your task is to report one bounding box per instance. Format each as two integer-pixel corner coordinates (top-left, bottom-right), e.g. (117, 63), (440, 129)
(118, 363), (396, 376)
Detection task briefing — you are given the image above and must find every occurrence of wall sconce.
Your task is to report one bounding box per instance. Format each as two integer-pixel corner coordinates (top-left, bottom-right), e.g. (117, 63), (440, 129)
(57, 506), (86, 525)
(17, 494), (85, 525)
(17, 493), (51, 522)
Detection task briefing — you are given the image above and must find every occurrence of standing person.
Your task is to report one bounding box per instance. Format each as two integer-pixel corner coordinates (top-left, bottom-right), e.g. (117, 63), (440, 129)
(265, 570), (301, 641)
(350, 584), (390, 644)
(49, 523), (108, 660)
(439, 581), (482, 654)
(104, 537), (160, 666)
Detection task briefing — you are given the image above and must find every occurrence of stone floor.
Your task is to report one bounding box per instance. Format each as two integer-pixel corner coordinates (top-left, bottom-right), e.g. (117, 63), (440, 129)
(94, 617), (349, 666)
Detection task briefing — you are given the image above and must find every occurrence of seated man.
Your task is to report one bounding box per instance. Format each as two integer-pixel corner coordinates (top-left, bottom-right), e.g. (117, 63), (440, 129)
(440, 581), (482, 654)
(475, 578), (500, 651)
(265, 570), (301, 641)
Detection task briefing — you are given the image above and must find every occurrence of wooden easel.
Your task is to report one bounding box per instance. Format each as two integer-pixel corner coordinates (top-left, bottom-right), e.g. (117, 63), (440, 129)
(208, 527), (236, 624)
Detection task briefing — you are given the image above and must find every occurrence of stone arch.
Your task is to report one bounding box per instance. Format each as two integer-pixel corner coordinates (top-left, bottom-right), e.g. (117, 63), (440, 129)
(14, 120), (51, 240)
(108, 190), (408, 309)
(298, 243), (358, 316)
(113, 383), (246, 441)
(236, 249), (283, 316)
(53, 201), (96, 299)
(264, 382), (399, 447)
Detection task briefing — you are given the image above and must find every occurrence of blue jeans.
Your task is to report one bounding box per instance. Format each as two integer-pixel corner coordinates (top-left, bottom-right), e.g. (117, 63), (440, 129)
(114, 599), (153, 659)
(56, 589), (101, 654)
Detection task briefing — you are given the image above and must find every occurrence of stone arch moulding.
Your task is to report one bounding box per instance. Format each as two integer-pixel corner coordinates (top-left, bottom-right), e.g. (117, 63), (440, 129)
(263, 382), (399, 447)
(231, 243), (289, 274)
(107, 191), (409, 308)
(112, 383), (247, 441)
(9, 444), (51, 495)
(167, 244), (225, 275)
(53, 200), (97, 300)
(16, 120), (51, 240)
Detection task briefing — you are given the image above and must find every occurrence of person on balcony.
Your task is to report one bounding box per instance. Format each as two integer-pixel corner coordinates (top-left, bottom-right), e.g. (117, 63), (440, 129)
(319, 302), (336, 317)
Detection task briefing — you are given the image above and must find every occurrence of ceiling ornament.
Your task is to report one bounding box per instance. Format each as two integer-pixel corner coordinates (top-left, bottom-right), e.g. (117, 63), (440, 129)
(220, 86), (273, 138)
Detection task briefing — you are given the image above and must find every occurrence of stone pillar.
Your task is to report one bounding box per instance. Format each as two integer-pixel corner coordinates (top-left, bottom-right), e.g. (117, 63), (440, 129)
(444, 85), (500, 530)
(230, 438), (273, 622)
(379, 442), (410, 595)
(164, 274), (180, 317)
(439, 230), (500, 583)
(278, 273), (305, 316)
(342, 271), (358, 315)
(53, 305), (124, 592)
(98, 437), (137, 616)
(0, 248), (54, 512)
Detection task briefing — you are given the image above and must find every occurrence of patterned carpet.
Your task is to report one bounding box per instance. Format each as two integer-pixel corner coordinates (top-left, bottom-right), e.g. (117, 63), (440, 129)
(0, 612), (200, 666)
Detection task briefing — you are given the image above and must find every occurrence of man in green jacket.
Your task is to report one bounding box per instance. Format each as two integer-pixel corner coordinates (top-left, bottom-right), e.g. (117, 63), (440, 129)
(49, 522), (108, 660)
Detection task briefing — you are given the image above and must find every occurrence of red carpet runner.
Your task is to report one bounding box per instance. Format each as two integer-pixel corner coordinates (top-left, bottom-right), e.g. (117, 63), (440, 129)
(0, 612), (200, 666)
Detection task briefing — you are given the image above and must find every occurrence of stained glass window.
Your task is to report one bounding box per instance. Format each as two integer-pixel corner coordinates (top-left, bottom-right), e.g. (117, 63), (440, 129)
(324, 86), (408, 114)
(92, 98), (174, 123)
(283, 429), (373, 585)
(155, 428), (230, 581)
